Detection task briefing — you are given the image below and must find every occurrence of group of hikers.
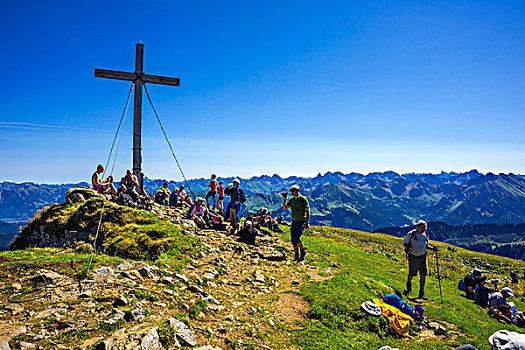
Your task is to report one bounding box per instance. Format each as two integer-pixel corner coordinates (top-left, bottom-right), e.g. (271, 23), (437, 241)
(458, 267), (525, 327)
(91, 166), (311, 262)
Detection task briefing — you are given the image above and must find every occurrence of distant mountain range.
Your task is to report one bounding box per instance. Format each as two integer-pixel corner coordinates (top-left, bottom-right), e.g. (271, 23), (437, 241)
(3, 169), (525, 233)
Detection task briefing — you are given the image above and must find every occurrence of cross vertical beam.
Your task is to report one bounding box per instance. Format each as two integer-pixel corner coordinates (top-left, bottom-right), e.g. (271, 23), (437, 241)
(94, 43), (180, 189)
(133, 44), (144, 186)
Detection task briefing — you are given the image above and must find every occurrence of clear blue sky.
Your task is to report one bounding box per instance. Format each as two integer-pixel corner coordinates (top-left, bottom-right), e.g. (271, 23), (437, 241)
(1, 0), (524, 183)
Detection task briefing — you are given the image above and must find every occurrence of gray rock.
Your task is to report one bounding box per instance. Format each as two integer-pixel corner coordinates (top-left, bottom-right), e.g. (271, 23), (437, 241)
(139, 266), (157, 280)
(113, 261), (136, 271)
(125, 308), (148, 322)
(105, 309), (125, 325)
(175, 273), (189, 283)
(31, 270), (67, 283)
(58, 319), (79, 330)
(161, 276), (174, 284)
(168, 318), (197, 346)
(18, 341), (35, 350)
(113, 296), (128, 307)
(93, 266), (116, 278)
(253, 271), (266, 283)
(4, 304), (23, 315)
(0, 323), (26, 350)
(137, 327), (163, 350)
(207, 304), (226, 313)
(121, 270), (142, 280)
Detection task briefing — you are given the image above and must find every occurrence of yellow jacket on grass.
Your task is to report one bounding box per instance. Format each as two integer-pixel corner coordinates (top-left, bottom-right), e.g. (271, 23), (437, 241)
(373, 298), (414, 337)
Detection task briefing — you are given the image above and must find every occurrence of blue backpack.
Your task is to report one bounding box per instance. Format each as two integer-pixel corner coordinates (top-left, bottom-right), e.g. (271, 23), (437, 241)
(458, 278), (466, 291)
(383, 294), (414, 318)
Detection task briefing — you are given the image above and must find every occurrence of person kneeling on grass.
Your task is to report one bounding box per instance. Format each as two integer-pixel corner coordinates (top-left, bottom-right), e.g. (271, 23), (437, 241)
(403, 220), (438, 300)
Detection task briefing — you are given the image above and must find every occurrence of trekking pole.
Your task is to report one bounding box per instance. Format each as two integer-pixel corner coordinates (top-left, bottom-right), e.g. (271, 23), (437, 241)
(435, 249), (443, 299)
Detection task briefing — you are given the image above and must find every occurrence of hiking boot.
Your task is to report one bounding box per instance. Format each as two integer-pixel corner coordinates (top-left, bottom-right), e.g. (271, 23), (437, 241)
(298, 249), (306, 262)
(293, 252), (300, 261)
(403, 289), (411, 297)
(419, 293), (428, 301)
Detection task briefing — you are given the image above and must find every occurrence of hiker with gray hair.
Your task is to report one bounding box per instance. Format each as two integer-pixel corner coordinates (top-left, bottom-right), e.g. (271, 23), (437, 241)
(403, 220), (437, 300)
(224, 179), (246, 234)
(282, 184), (310, 261)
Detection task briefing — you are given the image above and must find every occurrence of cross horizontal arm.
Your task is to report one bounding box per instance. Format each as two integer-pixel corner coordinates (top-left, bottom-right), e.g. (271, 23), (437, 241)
(142, 74), (180, 86)
(95, 68), (180, 86)
(95, 68), (135, 81)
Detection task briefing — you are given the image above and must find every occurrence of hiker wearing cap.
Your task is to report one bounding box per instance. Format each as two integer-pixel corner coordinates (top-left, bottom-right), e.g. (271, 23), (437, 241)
(237, 220), (260, 246)
(282, 185), (310, 262)
(403, 220), (437, 300)
(224, 179), (246, 234)
(463, 269), (484, 299)
(489, 287), (515, 309)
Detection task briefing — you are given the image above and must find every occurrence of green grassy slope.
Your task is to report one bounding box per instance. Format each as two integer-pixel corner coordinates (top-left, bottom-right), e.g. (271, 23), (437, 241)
(278, 226), (525, 349)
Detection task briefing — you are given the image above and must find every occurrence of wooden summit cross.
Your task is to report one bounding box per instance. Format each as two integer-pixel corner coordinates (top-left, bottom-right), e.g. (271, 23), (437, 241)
(94, 43), (180, 187)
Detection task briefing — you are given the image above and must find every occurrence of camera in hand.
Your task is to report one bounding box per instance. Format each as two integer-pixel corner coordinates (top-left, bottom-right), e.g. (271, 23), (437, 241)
(282, 192), (288, 197)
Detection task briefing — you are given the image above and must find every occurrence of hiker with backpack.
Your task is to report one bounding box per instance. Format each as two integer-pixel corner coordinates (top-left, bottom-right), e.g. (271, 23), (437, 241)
(206, 174), (218, 209)
(403, 220), (438, 300)
(282, 185), (310, 262)
(460, 269), (484, 299)
(224, 179), (246, 234)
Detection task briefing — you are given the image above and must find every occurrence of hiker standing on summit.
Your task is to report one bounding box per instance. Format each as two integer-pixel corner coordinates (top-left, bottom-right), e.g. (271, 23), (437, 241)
(282, 185), (310, 262)
(403, 220), (437, 300)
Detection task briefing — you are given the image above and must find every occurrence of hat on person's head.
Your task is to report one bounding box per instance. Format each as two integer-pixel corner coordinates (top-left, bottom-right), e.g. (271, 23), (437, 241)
(502, 287), (515, 297)
(245, 220), (253, 227)
(415, 220), (427, 226)
(473, 268), (483, 276)
(233, 179), (240, 184)
(247, 211), (254, 216)
(196, 197), (204, 202)
(290, 185), (300, 191)
(360, 301), (382, 317)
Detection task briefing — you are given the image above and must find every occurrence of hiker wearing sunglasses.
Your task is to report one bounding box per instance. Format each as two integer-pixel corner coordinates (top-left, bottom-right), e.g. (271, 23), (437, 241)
(282, 185), (310, 261)
(403, 220), (438, 300)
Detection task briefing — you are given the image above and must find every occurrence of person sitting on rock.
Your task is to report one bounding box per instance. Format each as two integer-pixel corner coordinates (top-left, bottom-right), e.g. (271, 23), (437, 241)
(119, 169), (140, 201)
(186, 197), (211, 228)
(178, 184), (193, 206)
(169, 187), (179, 207)
(278, 215), (291, 226)
(155, 182), (171, 205)
(91, 164), (117, 195)
(237, 220), (260, 246)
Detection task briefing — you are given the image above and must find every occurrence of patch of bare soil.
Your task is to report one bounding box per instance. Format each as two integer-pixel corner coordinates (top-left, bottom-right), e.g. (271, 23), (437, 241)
(273, 292), (309, 323)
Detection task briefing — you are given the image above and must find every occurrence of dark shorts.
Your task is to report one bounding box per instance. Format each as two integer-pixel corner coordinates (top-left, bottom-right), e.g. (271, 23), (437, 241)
(206, 191), (217, 199)
(218, 196), (225, 200)
(408, 254), (428, 276)
(291, 220), (306, 246)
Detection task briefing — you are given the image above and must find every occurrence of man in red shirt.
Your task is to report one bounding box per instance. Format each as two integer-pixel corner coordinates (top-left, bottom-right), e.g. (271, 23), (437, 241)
(206, 174), (218, 209)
